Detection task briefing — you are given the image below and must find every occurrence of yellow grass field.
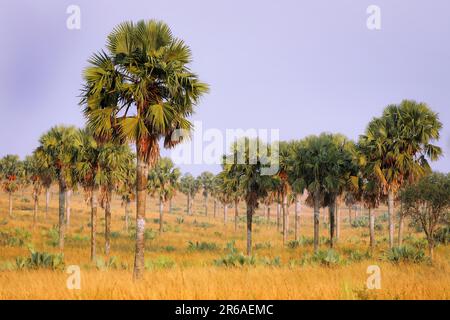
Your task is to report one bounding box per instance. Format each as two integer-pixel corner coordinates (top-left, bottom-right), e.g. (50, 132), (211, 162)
(0, 187), (449, 300)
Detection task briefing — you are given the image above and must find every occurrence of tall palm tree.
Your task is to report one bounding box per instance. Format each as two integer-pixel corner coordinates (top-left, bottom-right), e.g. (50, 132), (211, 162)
(148, 157), (180, 234)
(0, 155), (22, 218)
(179, 173), (200, 215)
(118, 158), (136, 232)
(33, 151), (54, 220)
(359, 100), (442, 248)
(35, 126), (81, 251)
(80, 20), (208, 280)
(23, 155), (45, 227)
(222, 138), (276, 255)
(199, 171), (214, 216)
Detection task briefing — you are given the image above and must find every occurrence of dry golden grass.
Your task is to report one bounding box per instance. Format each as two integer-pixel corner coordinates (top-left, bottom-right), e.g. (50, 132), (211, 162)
(0, 187), (449, 300)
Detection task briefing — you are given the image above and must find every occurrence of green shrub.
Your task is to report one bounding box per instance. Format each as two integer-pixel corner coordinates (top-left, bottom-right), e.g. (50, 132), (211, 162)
(254, 241), (272, 250)
(176, 216), (184, 224)
(163, 245), (176, 252)
(384, 246), (427, 263)
(0, 228), (31, 247)
(342, 248), (371, 262)
(110, 231), (121, 239)
(192, 220), (213, 229)
(351, 216), (369, 228)
(16, 250), (65, 270)
(96, 256), (119, 270)
(145, 256), (176, 270)
(44, 227), (59, 247)
(434, 226), (450, 245)
(311, 250), (342, 266)
(187, 241), (218, 251)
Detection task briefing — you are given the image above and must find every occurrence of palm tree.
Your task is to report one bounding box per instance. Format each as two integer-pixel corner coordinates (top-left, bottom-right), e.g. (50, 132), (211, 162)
(359, 100), (442, 248)
(35, 126), (81, 251)
(148, 157), (180, 234)
(220, 163), (242, 232)
(33, 151), (54, 220)
(118, 159), (136, 232)
(277, 141), (293, 245)
(199, 171), (214, 216)
(179, 173), (200, 215)
(0, 155), (22, 218)
(80, 20), (208, 280)
(23, 155), (46, 227)
(221, 138), (276, 255)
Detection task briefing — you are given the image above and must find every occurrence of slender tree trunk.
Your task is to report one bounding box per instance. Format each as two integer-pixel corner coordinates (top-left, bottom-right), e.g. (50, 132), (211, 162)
(65, 189), (72, 227)
(276, 202), (281, 232)
(267, 206), (271, 223)
(428, 242), (434, 262)
(58, 179), (67, 251)
(398, 201), (404, 247)
(159, 197), (164, 234)
(246, 202), (254, 256)
(213, 199), (217, 218)
(329, 198), (336, 248)
(33, 191), (38, 228)
(234, 198), (239, 232)
(294, 195), (300, 241)
(282, 193), (288, 245)
(90, 187), (98, 262)
(133, 153), (148, 281)
(223, 204), (228, 225)
(187, 195), (191, 215)
(124, 198), (130, 232)
(369, 207), (375, 251)
(8, 192), (12, 218)
(45, 188), (50, 220)
(313, 191), (320, 253)
(105, 187), (112, 257)
(204, 195), (208, 216)
(335, 198), (340, 243)
(348, 206), (352, 225)
(388, 189), (395, 248)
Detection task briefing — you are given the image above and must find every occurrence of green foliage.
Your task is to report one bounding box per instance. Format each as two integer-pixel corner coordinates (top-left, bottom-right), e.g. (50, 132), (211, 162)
(311, 250), (342, 266)
(44, 227), (59, 247)
(145, 256), (176, 270)
(96, 256), (119, 270)
(384, 246), (427, 264)
(16, 251), (65, 270)
(434, 226), (450, 245)
(342, 248), (371, 262)
(187, 241), (218, 251)
(254, 241), (272, 250)
(0, 228), (31, 247)
(176, 216), (184, 224)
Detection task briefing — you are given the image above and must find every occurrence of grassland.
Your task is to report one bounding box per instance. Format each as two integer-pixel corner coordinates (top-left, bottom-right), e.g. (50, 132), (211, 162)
(0, 187), (448, 300)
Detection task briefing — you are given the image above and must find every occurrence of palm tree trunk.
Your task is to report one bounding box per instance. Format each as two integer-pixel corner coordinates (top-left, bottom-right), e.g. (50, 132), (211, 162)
(428, 242), (434, 262)
(65, 189), (72, 227)
(33, 191), (38, 228)
(223, 204), (228, 225)
(133, 153), (148, 281)
(187, 195), (191, 215)
(45, 188), (50, 220)
(246, 202), (254, 256)
(348, 206), (352, 225)
(313, 191), (320, 253)
(282, 193), (288, 245)
(90, 187), (98, 262)
(124, 198), (130, 232)
(105, 187), (112, 257)
(204, 195), (208, 216)
(294, 195), (300, 241)
(276, 202), (281, 232)
(234, 198), (239, 232)
(329, 199), (336, 248)
(398, 201), (404, 247)
(335, 198), (340, 243)
(388, 189), (395, 248)
(369, 207), (375, 251)
(159, 197), (164, 234)
(213, 199), (217, 218)
(8, 192), (12, 217)
(58, 179), (67, 251)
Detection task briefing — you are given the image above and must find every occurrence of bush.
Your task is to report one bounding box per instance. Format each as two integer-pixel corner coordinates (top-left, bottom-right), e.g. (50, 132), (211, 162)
(44, 227), (59, 247)
(176, 216), (184, 224)
(16, 250), (65, 270)
(311, 250), (342, 266)
(163, 245), (176, 252)
(434, 226), (450, 245)
(385, 246), (427, 263)
(95, 256), (119, 270)
(351, 216), (369, 228)
(187, 241), (218, 251)
(342, 248), (371, 262)
(0, 228), (31, 247)
(254, 241), (272, 250)
(145, 256), (176, 270)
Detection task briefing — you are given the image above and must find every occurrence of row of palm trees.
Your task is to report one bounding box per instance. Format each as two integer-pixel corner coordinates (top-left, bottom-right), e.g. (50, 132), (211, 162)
(0, 19), (446, 281)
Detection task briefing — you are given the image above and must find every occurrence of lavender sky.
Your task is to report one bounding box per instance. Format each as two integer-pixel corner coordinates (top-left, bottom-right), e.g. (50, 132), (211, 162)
(0, 0), (449, 175)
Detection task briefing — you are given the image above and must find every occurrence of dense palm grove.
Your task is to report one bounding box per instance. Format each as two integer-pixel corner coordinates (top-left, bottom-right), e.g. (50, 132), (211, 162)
(1, 20), (449, 282)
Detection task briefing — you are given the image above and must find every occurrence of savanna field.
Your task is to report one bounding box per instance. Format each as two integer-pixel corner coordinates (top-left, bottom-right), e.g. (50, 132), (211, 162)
(0, 187), (448, 300)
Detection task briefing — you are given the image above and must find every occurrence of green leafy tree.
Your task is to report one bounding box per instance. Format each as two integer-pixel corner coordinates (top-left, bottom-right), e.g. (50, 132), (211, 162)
(198, 171), (215, 216)
(359, 100), (442, 248)
(0, 155), (22, 218)
(80, 20), (208, 280)
(148, 157), (180, 233)
(179, 173), (200, 215)
(400, 173), (450, 261)
(35, 126), (81, 251)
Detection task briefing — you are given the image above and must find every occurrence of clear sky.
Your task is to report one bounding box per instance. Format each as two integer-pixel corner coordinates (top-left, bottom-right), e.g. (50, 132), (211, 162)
(0, 0), (449, 176)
